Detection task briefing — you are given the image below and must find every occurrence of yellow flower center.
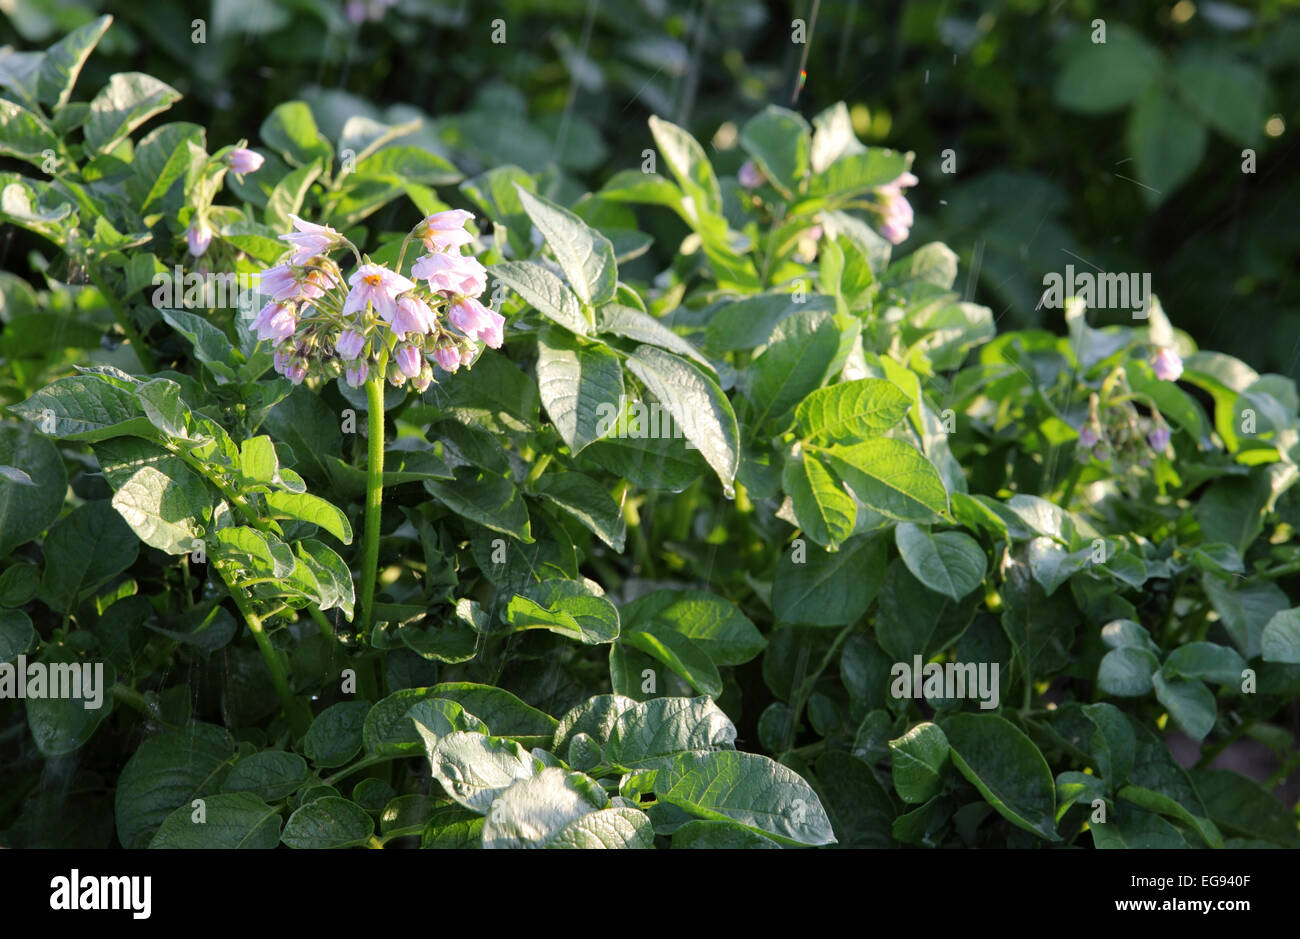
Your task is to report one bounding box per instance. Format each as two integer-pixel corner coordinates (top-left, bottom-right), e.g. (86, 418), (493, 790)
(364, 273), (382, 287)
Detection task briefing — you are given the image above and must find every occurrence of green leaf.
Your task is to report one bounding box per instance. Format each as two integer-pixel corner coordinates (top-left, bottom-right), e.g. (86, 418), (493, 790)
(491, 260), (590, 335)
(515, 186), (616, 308)
(748, 309), (841, 431)
(1117, 785), (1223, 848)
(12, 373), (156, 442)
(531, 472), (626, 551)
(804, 148), (909, 202)
(363, 689), (481, 757)
(424, 731), (539, 813)
(264, 490), (352, 545)
(264, 160), (322, 231)
(942, 713), (1059, 841)
(0, 99), (57, 163)
(505, 578), (621, 645)
(424, 468), (532, 543)
(772, 534), (886, 627)
(1261, 608), (1300, 664)
(480, 767), (610, 848)
(1192, 768), (1300, 846)
(894, 523), (986, 601)
(281, 797), (373, 849)
(620, 590), (764, 667)
(603, 696), (737, 772)
(0, 609), (34, 663)
(296, 540), (355, 620)
(150, 792), (281, 849)
(810, 102), (867, 173)
(1152, 669), (1216, 741)
(1091, 804), (1188, 849)
(95, 437), (211, 556)
(424, 682), (558, 738)
(1127, 87), (1206, 207)
(1163, 641), (1248, 684)
(222, 751), (309, 802)
(535, 327), (624, 453)
(625, 344), (739, 493)
(1172, 51), (1267, 147)
(545, 806), (654, 848)
(1054, 26), (1162, 114)
(1081, 702), (1135, 784)
(782, 451), (856, 549)
(114, 723), (238, 849)
(0, 423), (66, 556)
(821, 438), (950, 522)
(739, 105), (811, 196)
(259, 100), (332, 168)
(596, 303), (711, 368)
(39, 500), (138, 614)
(1097, 646), (1158, 697)
(671, 818), (783, 848)
(890, 722), (950, 804)
(303, 701), (370, 768)
(647, 115), (722, 218)
(24, 643), (115, 757)
(654, 750), (836, 847)
(622, 624), (722, 697)
(814, 749), (897, 847)
(795, 378), (911, 443)
(873, 559), (977, 661)
(83, 72), (180, 154)
(37, 15), (111, 111)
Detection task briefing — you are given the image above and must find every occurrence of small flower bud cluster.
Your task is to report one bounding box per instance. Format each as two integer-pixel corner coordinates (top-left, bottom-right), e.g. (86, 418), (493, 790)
(251, 210), (504, 392)
(1077, 391), (1172, 470)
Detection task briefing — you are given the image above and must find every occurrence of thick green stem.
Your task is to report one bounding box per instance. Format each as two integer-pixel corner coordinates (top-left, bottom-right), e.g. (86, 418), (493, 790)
(230, 588), (311, 736)
(359, 375), (386, 635)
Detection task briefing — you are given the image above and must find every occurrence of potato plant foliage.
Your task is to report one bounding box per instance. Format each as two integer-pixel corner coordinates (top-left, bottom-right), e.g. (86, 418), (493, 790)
(1, 18), (1298, 851)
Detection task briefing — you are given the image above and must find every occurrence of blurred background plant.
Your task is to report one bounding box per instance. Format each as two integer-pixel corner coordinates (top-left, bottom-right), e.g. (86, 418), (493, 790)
(3, 0), (1295, 378)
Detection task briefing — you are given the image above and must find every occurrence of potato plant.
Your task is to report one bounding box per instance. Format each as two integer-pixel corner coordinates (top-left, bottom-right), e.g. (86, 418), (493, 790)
(0, 18), (1297, 850)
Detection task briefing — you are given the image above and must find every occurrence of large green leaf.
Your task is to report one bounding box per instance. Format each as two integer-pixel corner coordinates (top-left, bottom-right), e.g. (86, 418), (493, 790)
(515, 186), (616, 308)
(95, 437), (211, 555)
(424, 731), (539, 813)
(150, 792), (281, 849)
(1054, 26), (1162, 114)
(38, 500), (138, 614)
(653, 750), (836, 847)
(37, 15), (111, 110)
(83, 72), (180, 154)
(281, 797), (372, 849)
(795, 378), (911, 443)
(424, 468), (533, 543)
(771, 534), (886, 627)
(1126, 86), (1206, 207)
(625, 345), (739, 492)
(12, 373), (156, 442)
(821, 438), (949, 522)
(739, 105), (811, 197)
(535, 327), (624, 454)
(603, 696), (736, 772)
(942, 713), (1059, 841)
(893, 523), (986, 601)
(782, 451), (855, 549)
(114, 723), (238, 849)
(890, 722), (949, 804)
(479, 767), (610, 849)
(0, 423), (66, 556)
(492, 259), (591, 335)
(619, 589), (764, 667)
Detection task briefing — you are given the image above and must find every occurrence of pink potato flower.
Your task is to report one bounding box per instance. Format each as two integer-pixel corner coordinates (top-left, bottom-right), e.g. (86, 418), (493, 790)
(432, 344), (461, 373)
(258, 264), (333, 302)
(186, 222), (212, 258)
(1152, 347), (1183, 382)
(251, 301), (297, 344)
(448, 297), (505, 348)
(395, 344), (424, 379)
(738, 160), (765, 189)
(412, 252), (487, 297)
(228, 148), (264, 175)
(344, 263), (416, 320)
(1148, 424), (1172, 452)
(335, 329), (367, 360)
(388, 294), (436, 338)
(345, 361), (369, 388)
(281, 214), (341, 265)
(419, 209), (475, 252)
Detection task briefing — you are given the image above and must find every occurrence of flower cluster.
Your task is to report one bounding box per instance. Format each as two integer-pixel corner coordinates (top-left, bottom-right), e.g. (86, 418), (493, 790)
(251, 210), (504, 391)
(875, 171), (918, 245)
(1077, 390), (1172, 470)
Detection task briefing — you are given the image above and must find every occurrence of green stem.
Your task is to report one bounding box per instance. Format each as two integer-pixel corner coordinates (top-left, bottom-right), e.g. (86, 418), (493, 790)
(524, 451), (553, 487)
(359, 375), (387, 635)
(308, 605), (335, 641)
(229, 588), (311, 736)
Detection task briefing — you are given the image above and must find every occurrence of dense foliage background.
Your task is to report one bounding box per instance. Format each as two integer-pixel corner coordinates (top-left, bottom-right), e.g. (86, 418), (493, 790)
(0, 0), (1297, 850)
